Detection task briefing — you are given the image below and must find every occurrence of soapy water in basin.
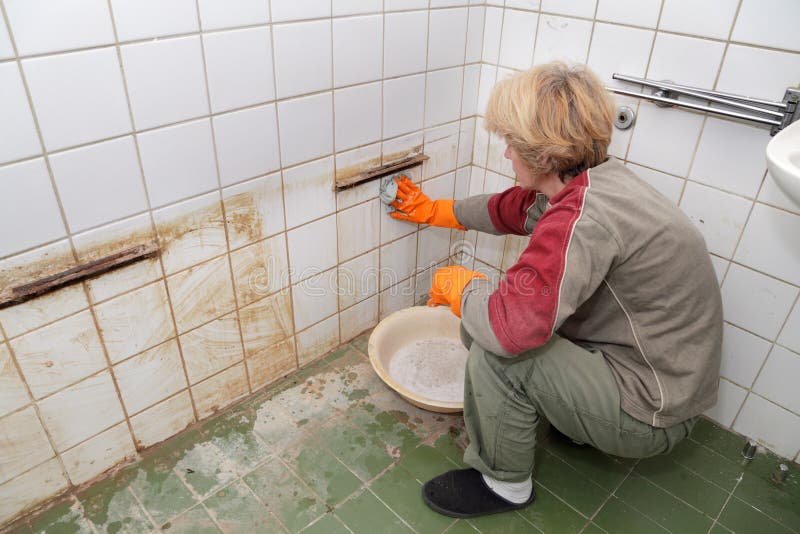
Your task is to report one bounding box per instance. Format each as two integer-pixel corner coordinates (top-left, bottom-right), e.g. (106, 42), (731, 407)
(387, 337), (469, 403)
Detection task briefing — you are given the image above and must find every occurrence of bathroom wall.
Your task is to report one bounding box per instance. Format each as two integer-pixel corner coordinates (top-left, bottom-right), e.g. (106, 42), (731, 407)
(465, 0), (800, 461)
(0, 0), (483, 524)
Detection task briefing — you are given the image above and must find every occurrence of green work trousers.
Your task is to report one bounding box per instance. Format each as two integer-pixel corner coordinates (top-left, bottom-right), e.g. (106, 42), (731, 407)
(460, 327), (697, 482)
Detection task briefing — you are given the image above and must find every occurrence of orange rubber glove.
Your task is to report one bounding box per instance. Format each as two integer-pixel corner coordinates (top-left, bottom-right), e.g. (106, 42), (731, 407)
(428, 266), (487, 317)
(390, 176), (465, 230)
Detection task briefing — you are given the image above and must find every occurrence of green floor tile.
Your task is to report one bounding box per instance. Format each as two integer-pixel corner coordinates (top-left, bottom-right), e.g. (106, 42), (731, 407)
(467, 511), (539, 533)
(324, 345), (366, 369)
(543, 438), (634, 491)
(162, 505), (220, 533)
(77, 475), (154, 534)
(397, 445), (459, 483)
(443, 520), (478, 533)
(252, 400), (311, 453)
(614, 473), (713, 533)
(203, 480), (285, 533)
(717, 496), (795, 534)
(124, 458), (198, 526)
(29, 498), (93, 534)
(516, 482), (586, 533)
(345, 403), (422, 458)
(300, 513), (349, 534)
(244, 458), (327, 532)
(733, 472), (800, 530)
(369, 466), (453, 533)
(689, 419), (746, 462)
(634, 453), (729, 517)
(533, 449), (611, 517)
(592, 497), (668, 533)
(708, 522), (734, 533)
(174, 440), (239, 499)
(334, 490), (412, 533)
(663, 438), (743, 491)
(284, 446), (363, 506)
(315, 418), (394, 482)
(349, 331), (371, 354)
(581, 522), (608, 533)
(199, 405), (271, 474)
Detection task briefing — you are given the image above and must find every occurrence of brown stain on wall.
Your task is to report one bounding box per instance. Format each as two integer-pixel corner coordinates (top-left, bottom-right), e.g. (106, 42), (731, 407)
(156, 200), (227, 257)
(383, 144), (424, 166)
(0, 248), (76, 291)
(223, 191), (263, 245)
(335, 156), (382, 183)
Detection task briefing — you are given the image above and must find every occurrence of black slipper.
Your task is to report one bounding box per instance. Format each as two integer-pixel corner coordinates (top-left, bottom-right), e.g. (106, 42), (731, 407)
(421, 468), (535, 518)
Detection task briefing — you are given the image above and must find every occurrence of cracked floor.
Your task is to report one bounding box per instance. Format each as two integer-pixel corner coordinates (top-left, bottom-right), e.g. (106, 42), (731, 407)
(8, 331), (800, 534)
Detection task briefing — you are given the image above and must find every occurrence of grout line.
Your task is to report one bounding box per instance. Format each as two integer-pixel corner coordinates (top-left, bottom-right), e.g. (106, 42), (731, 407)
(706, 476), (742, 534)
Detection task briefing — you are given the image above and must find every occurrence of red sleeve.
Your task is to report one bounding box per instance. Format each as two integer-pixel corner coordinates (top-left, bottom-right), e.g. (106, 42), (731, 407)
(487, 186), (539, 236)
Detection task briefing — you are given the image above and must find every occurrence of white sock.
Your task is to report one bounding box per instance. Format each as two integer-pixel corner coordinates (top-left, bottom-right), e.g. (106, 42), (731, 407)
(481, 474), (533, 504)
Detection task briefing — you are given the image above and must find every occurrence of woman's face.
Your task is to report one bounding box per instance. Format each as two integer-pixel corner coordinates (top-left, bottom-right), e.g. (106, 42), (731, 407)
(504, 144), (537, 189)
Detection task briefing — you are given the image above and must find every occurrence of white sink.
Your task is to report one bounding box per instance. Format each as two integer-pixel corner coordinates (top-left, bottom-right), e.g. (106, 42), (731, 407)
(766, 119), (800, 205)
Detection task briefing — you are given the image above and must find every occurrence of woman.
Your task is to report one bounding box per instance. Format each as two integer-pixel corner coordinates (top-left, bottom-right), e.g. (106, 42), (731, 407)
(389, 62), (723, 518)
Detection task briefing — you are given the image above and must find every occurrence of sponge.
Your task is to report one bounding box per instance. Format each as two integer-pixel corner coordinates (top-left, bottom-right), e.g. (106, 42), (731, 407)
(379, 174), (401, 213)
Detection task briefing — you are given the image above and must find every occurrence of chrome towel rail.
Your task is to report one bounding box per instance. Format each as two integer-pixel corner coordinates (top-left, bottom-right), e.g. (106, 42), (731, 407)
(606, 73), (800, 135)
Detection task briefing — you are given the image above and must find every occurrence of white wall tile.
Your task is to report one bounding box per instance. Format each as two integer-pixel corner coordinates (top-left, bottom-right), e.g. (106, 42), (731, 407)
(721, 264), (798, 340)
(288, 215), (337, 283)
(23, 48), (131, 151)
(418, 226), (452, 271)
(337, 200), (380, 262)
(753, 346), (800, 414)
(385, 11), (429, 78)
(283, 157), (336, 229)
(12, 311), (107, 399)
(626, 163), (684, 204)
(476, 64), (497, 117)
(425, 68), (464, 128)
(111, 0), (198, 41)
(0, 158), (66, 258)
(735, 203), (800, 286)
(181, 313), (243, 384)
(95, 281), (175, 364)
(341, 295), (378, 342)
(197, 0), (269, 30)
(759, 172), (800, 216)
(778, 302), (800, 354)
(381, 207), (418, 245)
(271, 0), (330, 21)
(335, 83), (382, 151)
(61, 422), (134, 485)
(239, 291), (294, 354)
(37, 371), (125, 451)
(586, 23), (654, 87)
(646, 33), (726, 90)
(459, 118), (476, 166)
(498, 9), (537, 70)
(704, 378), (747, 427)
(385, 0), (428, 10)
(0, 459), (67, 526)
(273, 20), (332, 98)
(137, 119), (218, 208)
(230, 234), (289, 306)
(384, 74), (425, 138)
(734, 393), (800, 459)
(213, 104), (281, 186)
(333, 15), (383, 87)
(533, 15), (592, 66)
(113, 339), (187, 416)
(0, 64), (40, 165)
(0, 16), (13, 59)
(5, 0), (114, 56)
(338, 250), (379, 309)
(465, 7), (485, 63)
(192, 361), (248, 418)
(333, 0), (382, 16)
(482, 7), (503, 64)
(50, 136), (148, 232)
(277, 93), (334, 167)
(709, 255), (729, 284)
(659, 0), (738, 40)
(689, 118), (770, 198)
(223, 173), (285, 249)
(541, 0), (596, 18)
(628, 103), (704, 177)
(0, 406), (53, 485)
(166, 256), (236, 333)
(296, 313), (339, 365)
(732, 0), (800, 53)
(505, 0), (540, 9)
(428, 8), (468, 70)
(379, 276), (415, 319)
(121, 36), (209, 130)
(720, 323), (771, 388)
(717, 45), (800, 102)
(596, 0), (661, 28)
(0, 344), (30, 418)
(292, 268), (338, 331)
(203, 27), (275, 113)
(380, 233), (418, 290)
(679, 182), (751, 258)
(245, 336), (295, 390)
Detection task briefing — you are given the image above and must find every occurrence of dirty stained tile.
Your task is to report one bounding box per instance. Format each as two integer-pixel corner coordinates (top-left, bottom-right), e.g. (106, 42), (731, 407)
(191, 362), (249, 419)
(369, 466), (454, 533)
(0, 284), (88, 340)
(28, 497), (94, 534)
(230, 233), (289, 307)
(301, 513), (348, 534)
(0, 459), (68, 528)
(0, 343), (31, 417)
(340, 294), (379, 344)
(37, 370), (125, 452)
(77, 472), (153, 533)
(0, 405), (54, 485)
(94, 280), (175, 363)
(124, 460), (198, 527)
(11, 310), (107, 399)
(223, 172), (286, 250)
(337, 199), (380, 262)
(113, 338), (187, 416)
(335, 488), (412, 533)
(154, 192), (228, 275)
(239, 290), (294, 355)
(246, 336), (297, 391)
(382, 131), (424, 165)
(198, 405), (270, 473)
(203, 480), (285, 534)
(174, 439), (239, 499)
(423, 122), (460, 180)
(0, 240), (76, 294)
(314, 417), (394, 482)
(164, 505), (221, 533)
(338, 250), (379, 310)
(282, 445), (362, 506)
(167, 255), (236, 334)
(130, 391), (195, 450)
(60, 422), (136, 486)
(180, 312), (244, 385)
(252, 398), (311, 453)
(86, 257), (163, 304)
(296, 313), (340, 366)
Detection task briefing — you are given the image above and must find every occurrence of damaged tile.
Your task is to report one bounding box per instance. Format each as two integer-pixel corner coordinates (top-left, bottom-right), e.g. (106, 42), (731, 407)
(230, 233), (289, 307)
(167, 256), (236, 334)
(181, 312), (244, 385)
(114, 339), (187, 415)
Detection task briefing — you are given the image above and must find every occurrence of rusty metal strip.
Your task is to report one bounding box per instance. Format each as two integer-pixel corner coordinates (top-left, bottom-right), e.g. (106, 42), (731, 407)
(335, 154), (429, 190)
(0, 242), (160, 309)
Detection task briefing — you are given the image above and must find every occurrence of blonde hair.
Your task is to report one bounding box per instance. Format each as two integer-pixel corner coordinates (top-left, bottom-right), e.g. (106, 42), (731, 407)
(485, 62), (614, 180)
